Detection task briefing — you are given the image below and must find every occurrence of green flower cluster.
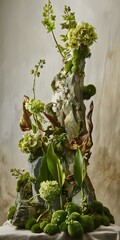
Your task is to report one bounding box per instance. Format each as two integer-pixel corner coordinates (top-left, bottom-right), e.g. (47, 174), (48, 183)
(25, 99), (45, 115)
(39, 180), (60, 203)
(18, 132), (43, 153)
(67, 22), (98, 50)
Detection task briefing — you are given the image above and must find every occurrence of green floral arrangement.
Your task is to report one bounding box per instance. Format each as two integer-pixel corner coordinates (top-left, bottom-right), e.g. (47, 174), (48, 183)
(7, 1), (115, 238)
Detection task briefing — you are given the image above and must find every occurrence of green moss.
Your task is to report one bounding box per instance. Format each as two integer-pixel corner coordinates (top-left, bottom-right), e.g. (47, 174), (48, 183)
(80, 215), (94, 233)
(7, 205), (16, 220)
(64, 202), (81, 215)
(68, 212), (81, 222)
(109, 213), (115, 224)
(51, 210), (66, 226)
(25, 218), (36, 230)
(59, 221), (68, 232)
(90, 200), (104, 214)
(44, 223), (59, 235)
(103, 206), (115, 224)
(92, 214), (102, 229)
(102, 215), (110, 226)
(40, 220), (48, 231)
(31, 223), (42, 233)
(103, 206), (110, 216)
(68, 221), (84, 239)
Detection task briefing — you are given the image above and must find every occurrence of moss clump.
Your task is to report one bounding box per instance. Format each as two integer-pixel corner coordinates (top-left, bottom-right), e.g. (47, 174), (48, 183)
(64, 202), (81, 215)
(44, 223), (59, 235)
(103, 206), (115, 224)
(92, 214), (102, 229)
(102, 215), (110, 226)
(59, 221), (68, 232)
(25, 218), (36, 230)
(7, 205), (16, 220)
(90, 200), (104, 214)
(103, 206), (110, 216)
(68, 221), (84, 239)
(40, 220), (48, 231)
(31, 223), (42, 233)
(51, 210), (66, 226)
(68, 212), (81, 222)
(109, 213), (115, 224)
(80, 215), (94, 233)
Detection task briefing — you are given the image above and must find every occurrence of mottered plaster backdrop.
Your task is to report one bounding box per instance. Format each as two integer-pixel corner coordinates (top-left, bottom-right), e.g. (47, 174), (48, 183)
(0, 0), (120, 225)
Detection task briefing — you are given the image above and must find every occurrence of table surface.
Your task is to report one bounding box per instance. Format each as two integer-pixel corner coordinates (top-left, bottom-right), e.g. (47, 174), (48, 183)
(0, 221), (120, 240)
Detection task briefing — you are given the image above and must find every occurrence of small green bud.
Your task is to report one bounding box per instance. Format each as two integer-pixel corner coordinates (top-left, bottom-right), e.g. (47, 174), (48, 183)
(37, 72), (40, 77)
(31, 69), (34, 74)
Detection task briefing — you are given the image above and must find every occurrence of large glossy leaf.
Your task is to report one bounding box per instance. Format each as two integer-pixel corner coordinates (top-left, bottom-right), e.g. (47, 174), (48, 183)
(47, 143), (65, 188)
(38, 153), (51, 184)
(74, 148), (87, 188)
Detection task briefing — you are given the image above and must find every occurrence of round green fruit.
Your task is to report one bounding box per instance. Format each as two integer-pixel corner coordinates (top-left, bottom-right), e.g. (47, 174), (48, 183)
(39, 220), (48, 231)
(44, 223), (59, 235)
(64, 202), (81, 215)
(59, 221), (68, 232)
(92, 214), (102, 229)
(68, 212), (81, 222)
(25, 218), (36, 230)
(80, 215), (94, 233)
(102, 215), (110, 226)
(68, 221), (84, 239)
(86, 84), (96, 96)
(31, 223), (42, 233)
(90, 200), (104, 214)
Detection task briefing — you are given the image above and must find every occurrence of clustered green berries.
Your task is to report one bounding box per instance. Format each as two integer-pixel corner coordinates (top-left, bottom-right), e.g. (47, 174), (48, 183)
(39, 180), (60, 204)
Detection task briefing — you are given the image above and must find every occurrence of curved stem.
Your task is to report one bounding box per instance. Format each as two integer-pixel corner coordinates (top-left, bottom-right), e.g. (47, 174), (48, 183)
(27, 193), (40, 203)
(51, 30), (64, 59)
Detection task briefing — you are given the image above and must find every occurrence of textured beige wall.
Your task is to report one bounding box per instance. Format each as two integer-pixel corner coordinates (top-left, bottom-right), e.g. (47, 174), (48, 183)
(0, 0), (120, 226)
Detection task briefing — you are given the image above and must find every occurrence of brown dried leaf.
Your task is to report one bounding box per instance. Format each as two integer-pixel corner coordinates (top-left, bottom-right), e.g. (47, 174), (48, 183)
(19, 95), (32, 131)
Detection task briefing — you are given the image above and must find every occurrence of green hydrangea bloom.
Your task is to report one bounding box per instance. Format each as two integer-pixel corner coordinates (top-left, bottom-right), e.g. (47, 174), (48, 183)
(39, 180), (60, 203)
(67, 22), (98, 50)
(18, 132), (42, 153)
(25, 98), (45, 114)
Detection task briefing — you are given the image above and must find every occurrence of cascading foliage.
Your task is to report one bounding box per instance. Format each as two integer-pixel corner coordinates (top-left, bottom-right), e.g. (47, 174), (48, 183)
(7, 1), (115, 238)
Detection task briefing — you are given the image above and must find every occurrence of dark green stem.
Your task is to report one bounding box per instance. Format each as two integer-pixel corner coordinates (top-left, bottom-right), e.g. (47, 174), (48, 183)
(32, 76), (36, 99)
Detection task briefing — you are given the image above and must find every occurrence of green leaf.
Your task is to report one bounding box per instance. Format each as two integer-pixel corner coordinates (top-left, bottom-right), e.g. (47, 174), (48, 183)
(38, 154), (51, 184)
(47, 143), (65, 188)
(32, 124), (37, 133)
(74, 149), (87, 188)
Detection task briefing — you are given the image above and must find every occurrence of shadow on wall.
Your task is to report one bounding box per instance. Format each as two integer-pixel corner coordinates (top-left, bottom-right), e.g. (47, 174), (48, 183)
(89, 146), (120, 226)
(0, 152), (16, 225)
